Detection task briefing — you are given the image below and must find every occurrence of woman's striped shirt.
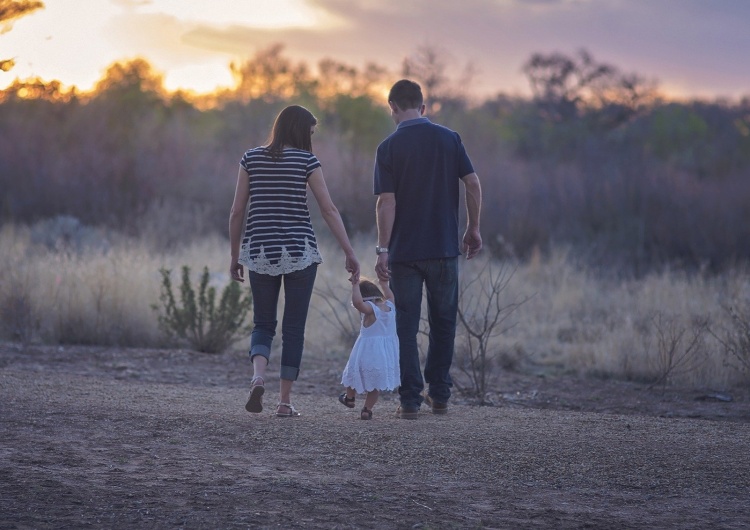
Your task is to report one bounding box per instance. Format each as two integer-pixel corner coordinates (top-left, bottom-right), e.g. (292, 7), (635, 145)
(238, 147), (323, 276)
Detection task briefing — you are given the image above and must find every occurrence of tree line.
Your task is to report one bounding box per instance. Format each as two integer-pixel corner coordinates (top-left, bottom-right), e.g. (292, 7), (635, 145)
(1, 45), (749, 274)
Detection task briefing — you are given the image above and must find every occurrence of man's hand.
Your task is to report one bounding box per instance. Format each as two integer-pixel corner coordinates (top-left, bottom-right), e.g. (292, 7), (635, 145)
(375, 252), (390, 281)
(462, 228), (482, 260)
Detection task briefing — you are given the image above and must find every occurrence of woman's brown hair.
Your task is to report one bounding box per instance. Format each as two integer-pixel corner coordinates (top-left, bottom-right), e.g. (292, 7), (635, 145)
(265, 105), (317, 158)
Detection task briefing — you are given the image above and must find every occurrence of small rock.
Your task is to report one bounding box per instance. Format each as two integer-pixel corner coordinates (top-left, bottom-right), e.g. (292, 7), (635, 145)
(695, 392), (733, 402)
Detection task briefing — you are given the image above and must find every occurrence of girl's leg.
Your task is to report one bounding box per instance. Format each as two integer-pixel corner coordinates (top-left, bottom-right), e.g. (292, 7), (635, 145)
(338, 387), (356, 408)
(363, 390), (380, 410)
(361, 390), (379, 419)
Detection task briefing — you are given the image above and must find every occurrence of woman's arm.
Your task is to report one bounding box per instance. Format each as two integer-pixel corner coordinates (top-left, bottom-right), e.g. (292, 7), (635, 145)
(308, 167), (360, 282)
(229, 167), (250, 282)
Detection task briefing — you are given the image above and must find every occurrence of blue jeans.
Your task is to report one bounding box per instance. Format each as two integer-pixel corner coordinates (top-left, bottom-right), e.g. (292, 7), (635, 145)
(390, 258), (458, 408)
(247, 264), (317, 381)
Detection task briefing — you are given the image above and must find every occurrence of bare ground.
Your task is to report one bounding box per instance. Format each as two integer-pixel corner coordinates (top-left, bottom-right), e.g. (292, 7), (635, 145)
(1, 343), (749, 529)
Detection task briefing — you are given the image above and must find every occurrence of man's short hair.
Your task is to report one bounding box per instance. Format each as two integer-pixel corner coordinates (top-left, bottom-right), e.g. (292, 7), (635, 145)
(388, 79), (423, 111)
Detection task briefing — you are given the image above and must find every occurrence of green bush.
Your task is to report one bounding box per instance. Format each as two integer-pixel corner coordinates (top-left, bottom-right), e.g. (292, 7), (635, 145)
(152, 265), (253, 353)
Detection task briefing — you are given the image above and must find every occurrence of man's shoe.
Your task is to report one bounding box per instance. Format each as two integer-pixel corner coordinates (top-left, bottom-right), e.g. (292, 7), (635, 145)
(425, 394), (448, 415)
(395, 405), (419, 420)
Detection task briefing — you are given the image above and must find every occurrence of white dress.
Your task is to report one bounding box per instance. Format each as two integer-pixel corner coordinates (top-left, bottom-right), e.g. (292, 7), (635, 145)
(340, 301), (400, 394)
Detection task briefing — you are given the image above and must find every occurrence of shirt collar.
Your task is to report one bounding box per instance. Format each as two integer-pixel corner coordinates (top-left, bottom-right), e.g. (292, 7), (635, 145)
(397, 117), (430, 129)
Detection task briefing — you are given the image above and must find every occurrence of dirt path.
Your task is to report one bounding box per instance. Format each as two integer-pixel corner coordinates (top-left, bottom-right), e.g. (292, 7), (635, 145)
(1, 344), (749, 529)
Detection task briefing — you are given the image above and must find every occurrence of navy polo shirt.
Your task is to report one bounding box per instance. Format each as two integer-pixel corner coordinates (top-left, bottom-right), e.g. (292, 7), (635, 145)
(374, 117), (475, 263)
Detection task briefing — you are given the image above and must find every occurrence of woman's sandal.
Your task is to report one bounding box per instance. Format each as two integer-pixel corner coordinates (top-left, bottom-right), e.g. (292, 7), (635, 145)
(276, 402), (301, 418)
(245, 376), (265, 413)
(338, 393), (355, 409)
(360, 407), (372, 420)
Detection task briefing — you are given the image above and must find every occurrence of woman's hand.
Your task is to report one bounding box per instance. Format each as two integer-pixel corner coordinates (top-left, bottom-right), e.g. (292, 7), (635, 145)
(230, 261), (245, 282)
(345, 252), (360, 284)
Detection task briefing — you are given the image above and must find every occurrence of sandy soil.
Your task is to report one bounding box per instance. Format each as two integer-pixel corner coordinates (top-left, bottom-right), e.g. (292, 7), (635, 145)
(1, 343), (749, 529)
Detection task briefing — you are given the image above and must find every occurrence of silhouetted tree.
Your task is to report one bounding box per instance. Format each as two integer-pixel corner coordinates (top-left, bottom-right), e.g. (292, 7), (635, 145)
(401, 44), (474, 112)
(315, 58), (389, 101)
(2, 49), (749, 272)
(229, 44), (313, 103)
(523, 49), (655, 126)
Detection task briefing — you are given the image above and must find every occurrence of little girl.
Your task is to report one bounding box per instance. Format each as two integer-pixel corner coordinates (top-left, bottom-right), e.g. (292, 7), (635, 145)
(339, 277), (400, 420)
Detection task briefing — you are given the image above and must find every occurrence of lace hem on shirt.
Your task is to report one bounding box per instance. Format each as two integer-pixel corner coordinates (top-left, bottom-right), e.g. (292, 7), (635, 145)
(239, 239), (322, 276)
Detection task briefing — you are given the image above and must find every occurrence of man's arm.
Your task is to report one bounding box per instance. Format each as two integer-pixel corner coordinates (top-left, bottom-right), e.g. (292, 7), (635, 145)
(461, 173), (482, 259)
(375, 192), (396, 281)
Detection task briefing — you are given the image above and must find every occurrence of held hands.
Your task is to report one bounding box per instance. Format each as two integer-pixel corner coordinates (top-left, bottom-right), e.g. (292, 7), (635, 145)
(462, 228), (482, 260)
(230, 261), (244, 282)
(345, 253), (360, 284)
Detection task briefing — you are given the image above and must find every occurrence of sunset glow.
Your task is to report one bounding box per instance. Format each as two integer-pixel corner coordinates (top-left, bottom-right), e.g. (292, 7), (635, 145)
(1, 0), (748, 100)
(133, 0), (323, 29)
(0, 0), (335, 94)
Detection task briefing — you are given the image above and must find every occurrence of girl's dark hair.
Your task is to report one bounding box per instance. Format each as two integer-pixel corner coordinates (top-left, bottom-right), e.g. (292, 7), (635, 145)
(359, 279), (384, 300)
(265, 105), (317, 158)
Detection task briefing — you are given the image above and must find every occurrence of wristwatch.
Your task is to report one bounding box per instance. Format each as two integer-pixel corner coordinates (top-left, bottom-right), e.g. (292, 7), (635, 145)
(375, 246), (389, 255)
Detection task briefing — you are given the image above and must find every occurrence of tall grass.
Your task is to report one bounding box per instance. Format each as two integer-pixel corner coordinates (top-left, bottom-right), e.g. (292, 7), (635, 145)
(0, 222), (229, 348)
(1, 221), (747, 389)
(498, 248), (749, 388)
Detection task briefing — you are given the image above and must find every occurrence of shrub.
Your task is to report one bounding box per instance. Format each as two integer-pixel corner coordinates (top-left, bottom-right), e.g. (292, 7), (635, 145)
(0, 285), (39, 344)
(455, 260), (531, 403)
(645, 311), (708, 390)
(152, 266), (253, 353)
(710, 303), (750, 378)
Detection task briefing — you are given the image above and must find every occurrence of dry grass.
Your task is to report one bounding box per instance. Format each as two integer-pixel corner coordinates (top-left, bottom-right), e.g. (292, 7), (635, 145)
(502, 248), (749, 388)
(1, 222), (748, 388)
(0, 224), (229, 348)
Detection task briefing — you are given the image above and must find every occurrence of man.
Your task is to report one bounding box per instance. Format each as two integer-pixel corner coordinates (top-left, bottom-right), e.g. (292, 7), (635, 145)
(373, 79), (482, 420)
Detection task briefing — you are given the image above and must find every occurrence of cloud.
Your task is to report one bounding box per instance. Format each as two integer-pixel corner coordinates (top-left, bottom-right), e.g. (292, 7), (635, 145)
(103, 0), (750, 98)
(109, 0), (152, 8)
(104, 12), (221, 65)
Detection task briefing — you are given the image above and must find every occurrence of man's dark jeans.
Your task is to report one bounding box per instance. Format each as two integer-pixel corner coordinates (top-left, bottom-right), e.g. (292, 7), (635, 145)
(247, 264), (317, 381)
(390, 258), (458, 408)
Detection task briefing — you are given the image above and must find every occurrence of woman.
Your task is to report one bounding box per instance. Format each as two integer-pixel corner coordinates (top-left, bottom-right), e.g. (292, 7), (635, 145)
(229, 105), (359, 417)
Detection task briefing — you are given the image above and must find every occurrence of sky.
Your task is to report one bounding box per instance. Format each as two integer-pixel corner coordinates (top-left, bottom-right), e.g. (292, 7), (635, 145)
(1, 0), (749, 100)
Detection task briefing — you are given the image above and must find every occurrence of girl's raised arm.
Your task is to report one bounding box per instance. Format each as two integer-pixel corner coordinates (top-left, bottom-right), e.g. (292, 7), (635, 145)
(351, 280), (375, 316)
(379, 279), (395, 303)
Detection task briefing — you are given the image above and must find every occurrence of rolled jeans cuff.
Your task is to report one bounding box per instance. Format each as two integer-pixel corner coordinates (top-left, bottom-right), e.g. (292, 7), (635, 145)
(249, 344), (270, 362)
(280, 364), (300, 381)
